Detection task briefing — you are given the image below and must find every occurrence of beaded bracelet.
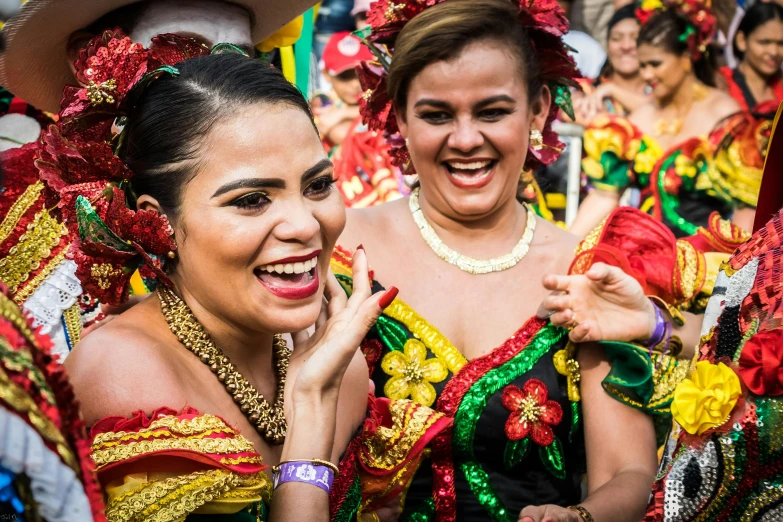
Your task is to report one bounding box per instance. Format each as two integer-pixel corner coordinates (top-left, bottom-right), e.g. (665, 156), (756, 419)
(567, 505), (595, 522)
(272, 460), (336, 493)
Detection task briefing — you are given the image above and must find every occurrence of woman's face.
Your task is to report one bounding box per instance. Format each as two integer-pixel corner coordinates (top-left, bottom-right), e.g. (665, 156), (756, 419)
(638, 43), (691, 100)
(397, 40), (550, 220)
(607, 19), (640, 76)
(738, 19), (783, 77)
(163, 104), (344, 334)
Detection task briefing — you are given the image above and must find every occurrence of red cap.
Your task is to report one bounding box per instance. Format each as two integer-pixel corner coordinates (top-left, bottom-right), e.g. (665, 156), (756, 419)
(322, 32), (373, 76)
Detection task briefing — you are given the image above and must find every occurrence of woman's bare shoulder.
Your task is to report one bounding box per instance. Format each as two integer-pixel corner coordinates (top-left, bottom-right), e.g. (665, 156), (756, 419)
(534, 218), (581, 275)
(340, 197), (409, 250)
(65, 299), (189, 424)
(704, 88), (742, 121)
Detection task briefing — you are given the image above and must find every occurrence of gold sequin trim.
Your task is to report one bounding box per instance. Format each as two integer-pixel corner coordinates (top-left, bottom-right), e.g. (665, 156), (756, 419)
(13, 248), (69, 305)
(91, 435), (257, 469)
(0, 181), (43, 245)
(92, 413), (237, 447)
(675, 240), (702, 302)
(0, 365), (77, 472)
(383, 300), (467, 374)
(62, 302), (82, 347)
(106, 469), (240, 522)
(360, 399), (443, 471)
(0, 293), (38, 346)
(574, 216), (608, 256)
(650, 353), (690, 405)
(553, 342), (581, 402)
(219, 456), (265, 466)
(0, 209), (68, 293)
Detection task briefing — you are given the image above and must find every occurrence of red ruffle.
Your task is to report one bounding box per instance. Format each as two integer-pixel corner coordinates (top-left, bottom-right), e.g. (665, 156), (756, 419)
(737, 330), (783, 396)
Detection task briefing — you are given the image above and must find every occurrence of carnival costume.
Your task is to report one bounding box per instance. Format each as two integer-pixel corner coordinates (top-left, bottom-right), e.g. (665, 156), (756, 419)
(639, 103), (783, 522)
(0, 286), (105, 522)
(11, 29), (450, 522)
(324, 1), (741, 519)
(718, 66), (783, 113)
(582, 0), (765, 238)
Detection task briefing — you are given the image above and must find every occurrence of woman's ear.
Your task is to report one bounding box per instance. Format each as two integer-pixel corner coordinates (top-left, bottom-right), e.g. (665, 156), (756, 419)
(394, 103), (409, 140)
(136, 194), (164, 213)
(735, 31), (747, 55)
(529, 85), (552, 133)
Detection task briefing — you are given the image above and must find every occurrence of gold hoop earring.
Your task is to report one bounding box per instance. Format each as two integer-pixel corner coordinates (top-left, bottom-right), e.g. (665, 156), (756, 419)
(530, 129), (544, 151)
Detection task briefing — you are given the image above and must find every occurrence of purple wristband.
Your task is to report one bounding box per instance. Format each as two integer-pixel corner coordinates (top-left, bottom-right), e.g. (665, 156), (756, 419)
(273, 462), (334, 493)
(642, 302), (667, 348)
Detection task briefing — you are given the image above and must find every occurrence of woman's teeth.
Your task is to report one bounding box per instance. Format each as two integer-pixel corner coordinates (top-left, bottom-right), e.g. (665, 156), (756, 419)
(262, 257), (318, 275)
(447, 160), (492, 171)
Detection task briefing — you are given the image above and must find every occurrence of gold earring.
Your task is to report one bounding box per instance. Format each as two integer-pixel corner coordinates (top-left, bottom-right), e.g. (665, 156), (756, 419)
(167, 250), (177, 259)
(405, 137), (410, 146)
(530, 129), (544, 151)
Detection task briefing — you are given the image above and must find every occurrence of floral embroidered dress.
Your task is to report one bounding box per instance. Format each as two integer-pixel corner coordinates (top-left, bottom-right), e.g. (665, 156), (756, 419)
(330, 245), (675, 522)
(582, 113), (767, 237)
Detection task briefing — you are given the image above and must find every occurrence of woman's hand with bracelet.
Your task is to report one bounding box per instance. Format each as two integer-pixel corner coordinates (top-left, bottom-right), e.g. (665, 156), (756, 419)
(536, 262), (657, 344)
(519, 504), (582, 522)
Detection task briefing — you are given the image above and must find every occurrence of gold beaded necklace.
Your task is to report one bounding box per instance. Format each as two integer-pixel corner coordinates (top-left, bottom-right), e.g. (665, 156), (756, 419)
(158, 286), (289, 445)
(409, 187), (536, 275)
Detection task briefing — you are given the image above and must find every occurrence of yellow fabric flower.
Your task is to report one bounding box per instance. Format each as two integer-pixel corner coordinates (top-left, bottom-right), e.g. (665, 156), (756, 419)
(256, 15), (304, 52)
(382, 339), (449, 407)
(634, 138), (663, 176)
(641, 0), (664, 11)
(671, 361), (742, 436)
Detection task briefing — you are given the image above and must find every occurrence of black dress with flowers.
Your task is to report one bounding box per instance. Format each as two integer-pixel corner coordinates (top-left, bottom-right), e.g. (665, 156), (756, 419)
(332, 250), (590, 522)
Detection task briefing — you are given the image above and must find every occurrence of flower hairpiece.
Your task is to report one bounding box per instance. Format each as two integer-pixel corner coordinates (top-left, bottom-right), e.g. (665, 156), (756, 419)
(637, 0), (716, 60)
(35, 29), (248, 305)
(357, 0), (582, 173)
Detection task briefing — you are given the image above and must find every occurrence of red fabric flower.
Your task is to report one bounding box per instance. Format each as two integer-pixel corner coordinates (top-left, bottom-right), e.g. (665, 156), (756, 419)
(518, 0), (569, 37)
(737, 329), (783, 396)
(74, 29), (151, 99)
(501, 379), (563, 446)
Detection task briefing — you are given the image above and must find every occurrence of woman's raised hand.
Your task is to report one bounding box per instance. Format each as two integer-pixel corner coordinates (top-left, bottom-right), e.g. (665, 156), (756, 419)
(536, 262), (655, 344)
(291, 247), (396, 402)
(519, 505), (580, 522)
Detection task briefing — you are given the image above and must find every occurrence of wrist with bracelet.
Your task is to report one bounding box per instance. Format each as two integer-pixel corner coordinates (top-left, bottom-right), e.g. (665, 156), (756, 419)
(272, 459), (339, 494)
(568, 505), (595, 522)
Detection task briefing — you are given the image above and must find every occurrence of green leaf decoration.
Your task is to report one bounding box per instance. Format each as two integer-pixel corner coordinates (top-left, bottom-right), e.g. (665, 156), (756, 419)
(75, 196), (134, 252)
(210, 43), (249, 56)
(361, 39), (392, 72)
(352, 26), (372, 40)
(539, 437), (566, 480)
(503, 437), (530, 471)
(569, 401), (581, 442)
(550, 82), (575, 121)
(376, 315), (408, 352)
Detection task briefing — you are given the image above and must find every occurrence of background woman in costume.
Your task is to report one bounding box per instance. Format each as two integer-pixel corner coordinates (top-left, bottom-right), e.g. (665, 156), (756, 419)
(57, 37), (420, 521)
(570, 0), (753, 238)
(718, 2), (783, 111)
(332, 0), (680, 520)
(573, 3), (649, 123)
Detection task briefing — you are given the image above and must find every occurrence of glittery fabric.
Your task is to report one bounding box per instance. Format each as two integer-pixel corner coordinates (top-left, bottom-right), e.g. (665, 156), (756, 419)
(647, 209), (783, 520)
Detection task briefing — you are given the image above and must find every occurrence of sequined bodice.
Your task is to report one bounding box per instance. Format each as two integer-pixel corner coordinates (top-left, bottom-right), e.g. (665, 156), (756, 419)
(362, 280), (585, 521)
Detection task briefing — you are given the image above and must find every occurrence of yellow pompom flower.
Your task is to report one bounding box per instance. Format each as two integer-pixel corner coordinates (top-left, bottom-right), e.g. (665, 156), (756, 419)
(671, 361), (742, 436)
(382, 339), (449, 407)
(641, 0), (664, 11)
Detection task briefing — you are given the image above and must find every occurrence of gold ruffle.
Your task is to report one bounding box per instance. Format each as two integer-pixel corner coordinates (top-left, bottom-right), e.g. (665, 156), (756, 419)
(93, 413), (237, 447)
(92, 435), (256, 469)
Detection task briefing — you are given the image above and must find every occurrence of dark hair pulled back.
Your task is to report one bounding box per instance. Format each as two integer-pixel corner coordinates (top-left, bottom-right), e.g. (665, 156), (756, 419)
(638, 10), (716, 87)
(387, 0), (543, 116)
(733, 2), (783, 61)
(120, 53), (314, 216)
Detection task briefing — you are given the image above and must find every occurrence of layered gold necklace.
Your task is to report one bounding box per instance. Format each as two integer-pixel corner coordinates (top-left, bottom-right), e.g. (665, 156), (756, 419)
(409, 187), (536, 275)
(158, 287), (289, 445)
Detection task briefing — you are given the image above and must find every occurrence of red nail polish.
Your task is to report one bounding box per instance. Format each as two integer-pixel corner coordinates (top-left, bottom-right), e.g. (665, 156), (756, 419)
(379, 287), (399, 309)
(356, 244), (364, 252)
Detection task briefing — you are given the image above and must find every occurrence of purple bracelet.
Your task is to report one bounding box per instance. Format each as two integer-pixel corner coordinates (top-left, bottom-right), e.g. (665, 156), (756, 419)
(642, 301), (668, 348)
(272, 461), (335, 493)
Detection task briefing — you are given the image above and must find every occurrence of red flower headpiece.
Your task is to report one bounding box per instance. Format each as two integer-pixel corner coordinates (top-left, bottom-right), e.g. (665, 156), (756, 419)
(34, 29), (223, 305)
(357, 0), (582, 173)
(636, 0), (717, 60)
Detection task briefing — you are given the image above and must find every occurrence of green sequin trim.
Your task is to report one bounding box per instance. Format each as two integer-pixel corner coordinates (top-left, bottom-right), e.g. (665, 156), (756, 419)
(376, 315), (408, 352)
(733, 318), (759, 364)
(569, 401), (580, 442)
(332, 475), (362, 522)
(76, 196), (135, 252)
(539, 437), (566, 480)
(657, 154), (698, 236)
(453, 325), (567, 521)
(503, 437), (530, 471)
(550, 82), (575, 121)
(401, 497), (435, 522)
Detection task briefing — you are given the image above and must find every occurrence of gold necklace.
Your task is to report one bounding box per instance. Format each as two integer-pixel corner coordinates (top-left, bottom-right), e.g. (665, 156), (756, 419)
(158, 287), (289, 444)
(409, 187), (536, 275)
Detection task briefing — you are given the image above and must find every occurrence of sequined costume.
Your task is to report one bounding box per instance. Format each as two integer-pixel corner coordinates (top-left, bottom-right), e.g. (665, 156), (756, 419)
(0, 287), (105, 521)
(643, 104), (783, 522)
(582, 113), (768, 237)
(87, 397), (449, 522)
(331, 243), (675, 521)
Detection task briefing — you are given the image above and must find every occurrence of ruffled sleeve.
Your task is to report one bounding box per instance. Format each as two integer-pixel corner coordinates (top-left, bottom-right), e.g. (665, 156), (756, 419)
(707, 109), (770, 209)
(330, 396), (451, 521)
(582, 115), (658, 193)
(89, 407), (271, 522)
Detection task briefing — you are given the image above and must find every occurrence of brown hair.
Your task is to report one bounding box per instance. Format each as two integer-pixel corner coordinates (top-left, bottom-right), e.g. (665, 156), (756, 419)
(386, 0), (543, 118)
